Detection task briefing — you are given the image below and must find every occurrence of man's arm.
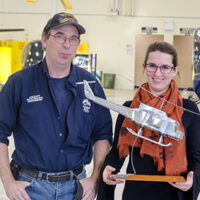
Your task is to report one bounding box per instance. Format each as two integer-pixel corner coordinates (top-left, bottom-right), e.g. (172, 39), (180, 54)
(92, 139), (110, 181)
(0, 143), (16, 189)
(80, 139), (110, 200)
(0, 143), (30, 200)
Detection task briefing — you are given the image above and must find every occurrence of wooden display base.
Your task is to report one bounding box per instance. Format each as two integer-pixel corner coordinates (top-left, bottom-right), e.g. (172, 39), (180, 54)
(108, 174), (186, 182)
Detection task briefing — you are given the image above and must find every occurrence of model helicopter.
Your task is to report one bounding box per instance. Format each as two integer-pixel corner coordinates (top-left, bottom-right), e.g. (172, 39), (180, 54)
(83, 80), (184, 147)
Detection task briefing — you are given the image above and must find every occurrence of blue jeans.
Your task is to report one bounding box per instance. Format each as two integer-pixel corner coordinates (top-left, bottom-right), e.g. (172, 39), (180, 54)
(17, 169), (86, 200)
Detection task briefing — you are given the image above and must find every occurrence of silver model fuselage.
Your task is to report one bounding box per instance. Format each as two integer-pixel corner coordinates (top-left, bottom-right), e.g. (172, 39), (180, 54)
(83, 80), (184, 147)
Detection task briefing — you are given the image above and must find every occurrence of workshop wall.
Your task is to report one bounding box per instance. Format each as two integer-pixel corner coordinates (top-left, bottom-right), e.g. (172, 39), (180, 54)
(0, 0), (200, 89)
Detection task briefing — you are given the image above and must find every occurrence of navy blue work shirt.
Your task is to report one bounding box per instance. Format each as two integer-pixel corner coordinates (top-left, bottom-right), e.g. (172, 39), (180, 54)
(0, 59), (112, 173)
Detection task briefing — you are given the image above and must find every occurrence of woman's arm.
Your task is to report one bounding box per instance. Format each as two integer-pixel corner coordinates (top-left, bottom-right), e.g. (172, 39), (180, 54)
(182, 99), (200, 199)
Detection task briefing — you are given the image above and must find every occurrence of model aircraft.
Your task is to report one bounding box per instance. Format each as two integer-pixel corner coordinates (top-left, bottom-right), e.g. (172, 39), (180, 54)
(83, 80), (184, 147)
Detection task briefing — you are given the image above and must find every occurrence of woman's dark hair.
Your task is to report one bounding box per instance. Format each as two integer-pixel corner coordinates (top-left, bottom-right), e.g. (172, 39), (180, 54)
(144, 42), (178, 67)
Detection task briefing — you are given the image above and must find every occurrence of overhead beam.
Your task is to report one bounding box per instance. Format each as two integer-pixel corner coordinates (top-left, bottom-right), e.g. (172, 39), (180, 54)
(0, 29), (25, 32)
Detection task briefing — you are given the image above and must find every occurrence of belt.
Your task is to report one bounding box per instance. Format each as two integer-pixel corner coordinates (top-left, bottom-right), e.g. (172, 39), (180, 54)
(20, 167), (83, 183)
(21, 168), (84, 199)
(11, 160), (83, 183)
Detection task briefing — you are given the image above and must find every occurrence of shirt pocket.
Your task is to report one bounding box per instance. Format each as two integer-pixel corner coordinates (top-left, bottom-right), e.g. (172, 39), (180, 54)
(80, 111), (95, 141)
(67, 103), (95, 143)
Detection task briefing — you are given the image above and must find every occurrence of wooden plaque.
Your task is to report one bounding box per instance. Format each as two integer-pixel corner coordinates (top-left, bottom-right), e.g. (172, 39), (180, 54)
(108, 174), (186, 182)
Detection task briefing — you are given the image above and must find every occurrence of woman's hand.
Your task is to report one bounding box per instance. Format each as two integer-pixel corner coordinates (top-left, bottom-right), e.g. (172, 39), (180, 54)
(168, 171), (193, 191)
(102, 165), (124, 185)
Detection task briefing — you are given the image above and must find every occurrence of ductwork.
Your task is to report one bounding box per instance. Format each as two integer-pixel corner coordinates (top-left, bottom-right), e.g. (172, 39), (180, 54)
(110, 0), (134, 16)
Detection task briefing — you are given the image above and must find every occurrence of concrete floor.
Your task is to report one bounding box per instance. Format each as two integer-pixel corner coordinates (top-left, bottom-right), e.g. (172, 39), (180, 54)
(0, 88), (199, 200)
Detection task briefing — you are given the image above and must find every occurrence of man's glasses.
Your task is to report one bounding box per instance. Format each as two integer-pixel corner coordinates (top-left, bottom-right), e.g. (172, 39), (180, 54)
(49, 34), (80, 46)
(145, 63), (175, 74)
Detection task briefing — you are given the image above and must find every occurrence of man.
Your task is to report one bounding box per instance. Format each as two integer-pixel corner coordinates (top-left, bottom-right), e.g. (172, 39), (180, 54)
(0, 12), (112, 200)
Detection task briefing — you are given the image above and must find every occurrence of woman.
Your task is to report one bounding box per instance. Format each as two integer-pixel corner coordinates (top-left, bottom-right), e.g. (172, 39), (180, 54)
(97, 42), (200, 200)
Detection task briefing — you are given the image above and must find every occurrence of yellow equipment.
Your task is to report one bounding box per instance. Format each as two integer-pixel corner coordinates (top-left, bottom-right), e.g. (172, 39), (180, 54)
(73, 42), (90, 71)
(0, 40), (28, 82)
(24, 0), (37, 3)
(61, 0), (72, 10)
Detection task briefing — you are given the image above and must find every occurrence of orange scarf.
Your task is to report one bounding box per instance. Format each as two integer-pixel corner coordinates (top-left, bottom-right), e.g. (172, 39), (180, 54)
(117, 80), (187, 175)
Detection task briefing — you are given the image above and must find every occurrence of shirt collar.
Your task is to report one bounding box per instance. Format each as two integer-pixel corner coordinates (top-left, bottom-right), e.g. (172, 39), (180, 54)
(42, 58), (51, 78)
(67, 64), (78, 88)
(42, 58), (76, 86)
(42, 58), (78, 91)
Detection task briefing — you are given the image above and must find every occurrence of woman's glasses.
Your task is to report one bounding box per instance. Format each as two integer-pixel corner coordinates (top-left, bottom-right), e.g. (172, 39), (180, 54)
(145, 63), (175, 74)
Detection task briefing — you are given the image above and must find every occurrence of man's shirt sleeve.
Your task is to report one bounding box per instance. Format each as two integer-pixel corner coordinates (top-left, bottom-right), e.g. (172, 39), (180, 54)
(0, 76), (19, 145)
(91, 82), (113, 144)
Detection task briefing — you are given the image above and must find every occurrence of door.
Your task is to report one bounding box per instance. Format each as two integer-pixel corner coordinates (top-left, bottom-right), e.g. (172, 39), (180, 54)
(173, 35), (193, 88)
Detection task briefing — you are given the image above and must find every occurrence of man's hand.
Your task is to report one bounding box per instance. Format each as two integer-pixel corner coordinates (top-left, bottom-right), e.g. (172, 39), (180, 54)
(79, 139), (110, 200)
(4, 179), (31, 200)
(0, 143), (31, 200)
(80, 176), (97, 200)
(168, 171), (193, 191)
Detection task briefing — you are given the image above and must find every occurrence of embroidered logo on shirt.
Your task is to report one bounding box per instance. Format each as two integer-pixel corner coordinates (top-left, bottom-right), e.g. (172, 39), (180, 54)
(27, 95), (43, 103)
(82, 99), (91, 113)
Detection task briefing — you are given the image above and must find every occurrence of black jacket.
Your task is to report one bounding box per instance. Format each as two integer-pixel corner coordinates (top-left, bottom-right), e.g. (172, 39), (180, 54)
(97, 99), (200, 200)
